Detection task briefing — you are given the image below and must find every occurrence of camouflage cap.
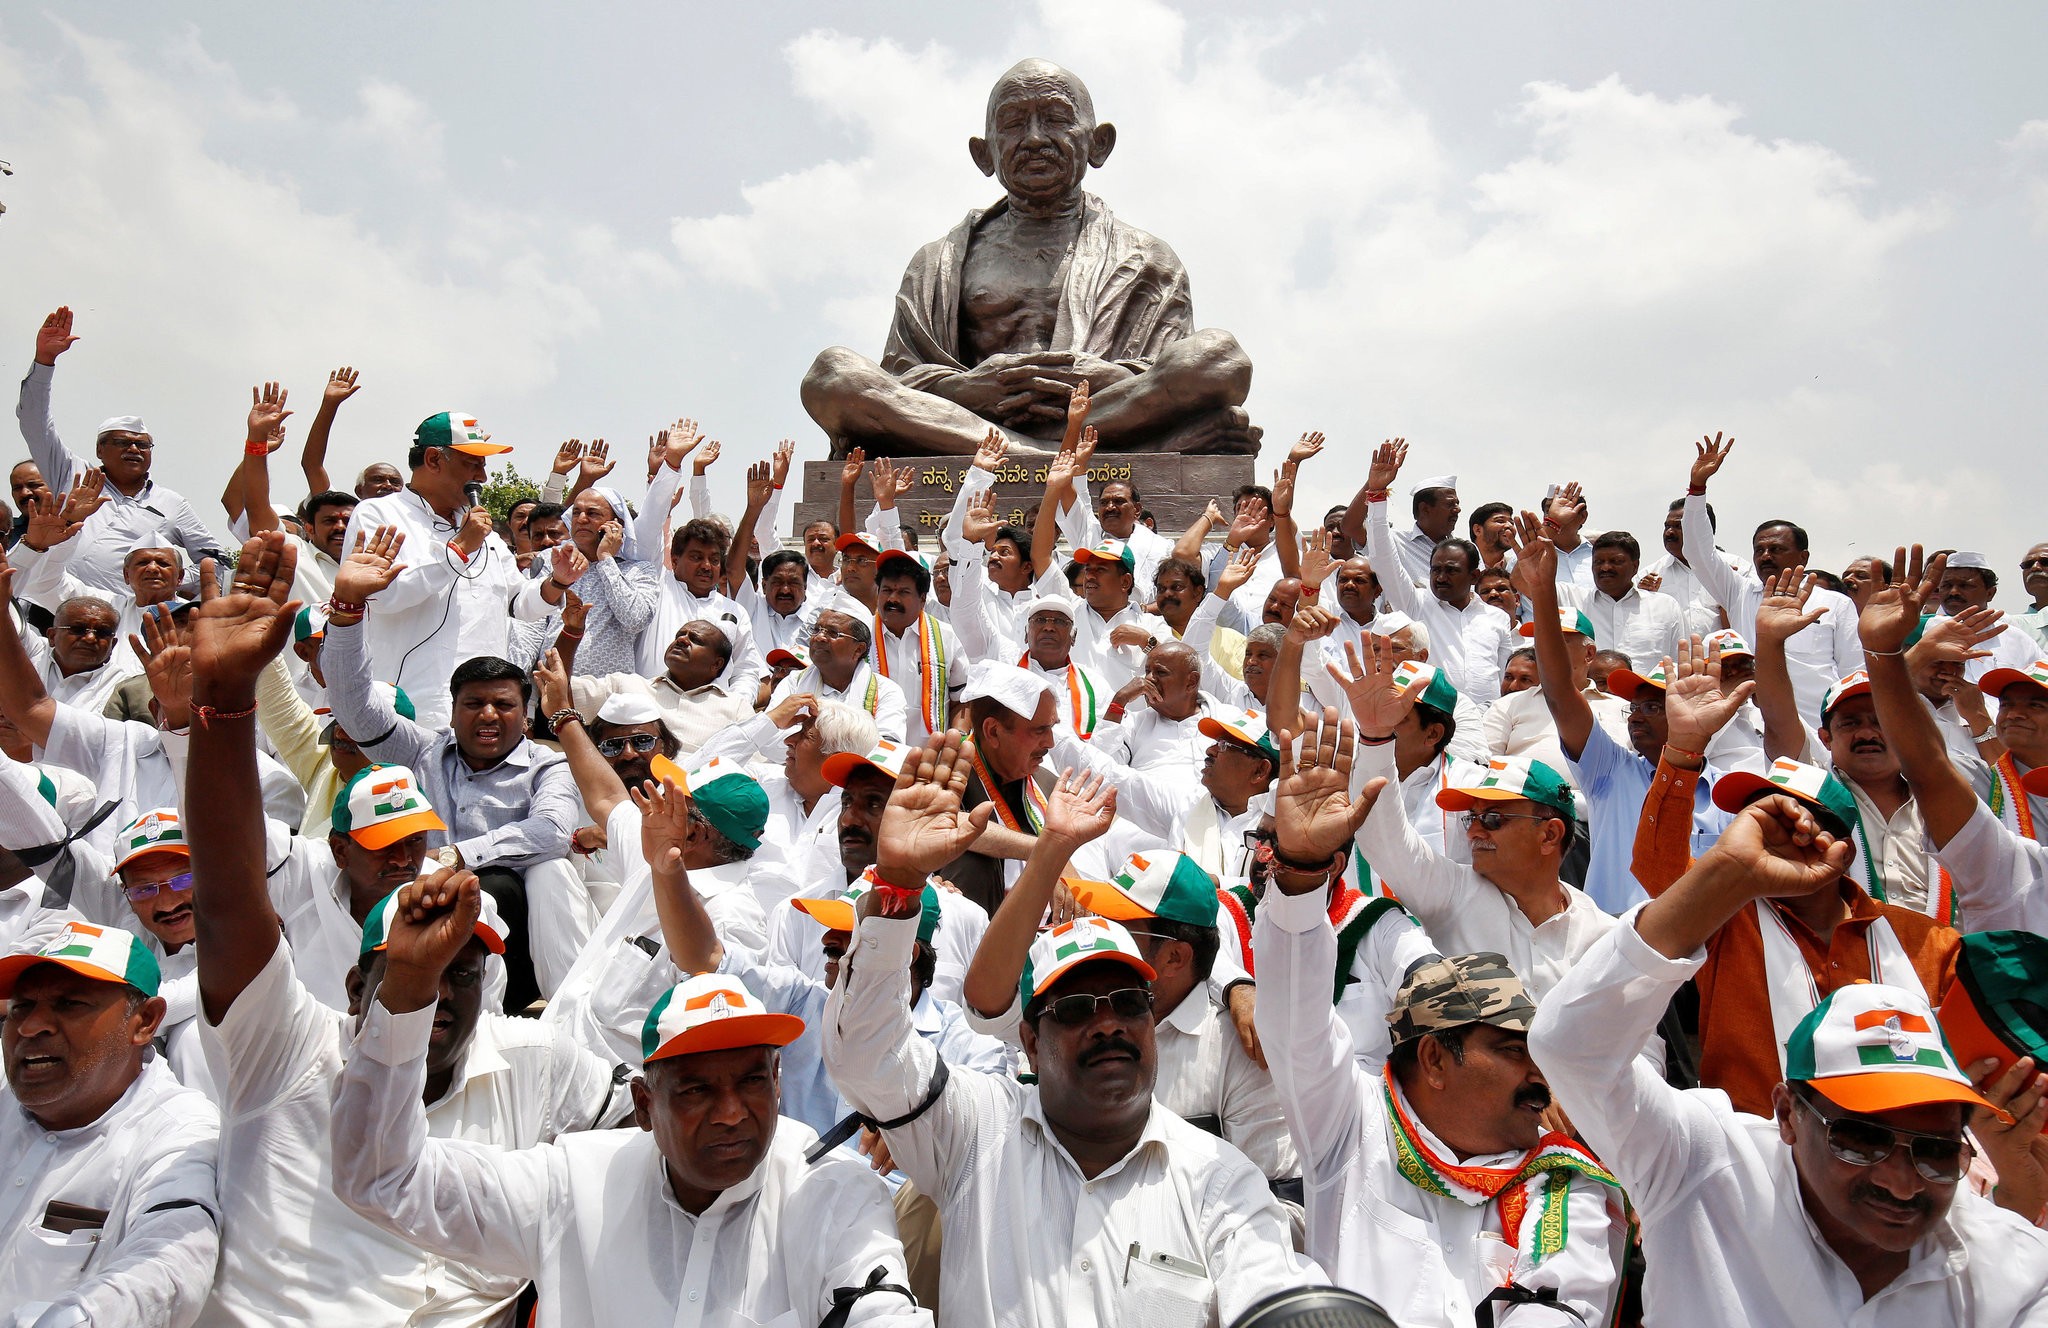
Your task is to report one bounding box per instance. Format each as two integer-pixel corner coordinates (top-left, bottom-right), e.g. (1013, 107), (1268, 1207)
(1385, 952), (1537, 1047)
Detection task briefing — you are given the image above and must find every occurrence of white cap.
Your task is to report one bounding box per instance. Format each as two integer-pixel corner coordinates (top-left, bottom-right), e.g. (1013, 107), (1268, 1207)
(1947, 551), (1993, 571)
(959, 660), (1054, 719)
(1368, 609), (1416, 637)
(95, 415), (148, 437)
(1020, 595), (1076, 621)
(1409, 474), (1457, 495)
(596, 693), (665, 726)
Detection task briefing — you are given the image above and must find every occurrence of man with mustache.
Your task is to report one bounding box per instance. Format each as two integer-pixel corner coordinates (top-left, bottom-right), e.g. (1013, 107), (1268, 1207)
(2016, 543), (2048, 653)
(324, 530), (581, 1008)
(1934, 551), (2040, 682)
(1355, 442), (1512, 709)
(180, 532), (629, 1328)
(108, 808), (213, 1090)
(1530, 786), (2048, 1323)
(824, 731), (1318, 1327)
(1682, 433), (1863, 725)
(0, 919), (222, 1323)
(769, 609), (909, 743)
(870, 550), (964, 747)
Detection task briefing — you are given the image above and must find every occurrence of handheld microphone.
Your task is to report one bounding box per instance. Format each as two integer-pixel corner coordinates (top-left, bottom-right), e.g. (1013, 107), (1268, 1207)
(463, 481), (484, 508)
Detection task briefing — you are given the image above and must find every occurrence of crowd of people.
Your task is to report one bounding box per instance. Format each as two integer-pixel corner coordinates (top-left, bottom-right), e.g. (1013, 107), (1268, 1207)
(3, 298), (2048, 1327)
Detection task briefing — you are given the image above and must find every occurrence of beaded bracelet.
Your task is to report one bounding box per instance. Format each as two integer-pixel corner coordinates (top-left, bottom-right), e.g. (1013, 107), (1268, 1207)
(548, 709), (584, 731)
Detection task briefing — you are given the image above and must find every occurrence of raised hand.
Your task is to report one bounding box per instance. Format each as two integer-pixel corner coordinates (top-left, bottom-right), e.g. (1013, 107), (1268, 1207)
(1287, 430), (1325, 467)
(334, 526), (409, 604)
(960, 488), (1000, 547)
(34, 307), (78, 365)
(645, 431), (666, 481)
(549, 542), (590, 586)
(744, 460), (775, 511)
(534, 648), (572, 719)
(692, 439), (721, 476)
(869, 456), (914, 502)
(1665, 635), (1756, 752)
(1326, 637), (1427, 738)
(1544, 481), (1587, 538)
(246, 382), (291, 452)
(1270, 463), (1297, 521)
(1215, 544), (1260, 599)
(876, 730), (995, 882)
(559, 589), (589, 637)
(190, 533), (301, 698)
(1272, 708), (1387, 886)
(1285, 603), (1338, 645)
(575, 439), (615, 487)
(770, 438), (796, 487)
(551, 439), (584, 477)
(1040, 768), (1117, 847)
(634, 773), (696, 878)
(1364, 438), (1408, 493)
(378, 868), (485, 1003)
(972, 427), (1007, 473)
(1689, 431), (1734, 491)
(1860, 546), (1944, 657)
(1507, 510), (1558, 601)
(130, 605), (193, 731)
(664, 417), (704, 472)
(1299, 524), (1336, 590)
(20, 472), (103, 552)
(1753, 569), (1826, 646)
(1062, 378), (1092, 445)
(323, 367), (360, 406)
(1911, 604), (2006, 677)
(1700, 794), (1852, 900)
(839, 445), (868, 489)
(1202, 499), (1226, 527)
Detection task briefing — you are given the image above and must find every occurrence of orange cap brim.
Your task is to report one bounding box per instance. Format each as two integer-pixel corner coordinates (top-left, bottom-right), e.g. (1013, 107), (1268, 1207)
(820, 752), (887, 789)
(791, 897), (857, 931)
(350, 808), (447, 851)
(1067, 879), (1153, 922)
(1028, 950), (1157, 999)
(0, 955), (130, 999)
(449, 442), (514, 456)
(646, 1012), (806, 1062)
(1435, 786), (1527, 812)
(1808, 1071), (2008, 1124)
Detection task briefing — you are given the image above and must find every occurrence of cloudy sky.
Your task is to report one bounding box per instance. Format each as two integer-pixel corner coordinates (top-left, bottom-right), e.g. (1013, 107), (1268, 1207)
(3, 2), (2043, 576)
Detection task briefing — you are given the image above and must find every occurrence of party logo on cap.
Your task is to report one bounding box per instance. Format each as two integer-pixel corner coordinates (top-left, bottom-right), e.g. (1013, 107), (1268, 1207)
(0, 921), (161, 998)
(1020, 915), (1156, 1006)
(1071, 851), (1220, 929)
(1821, 670), (1872, 721)
(641, 973), (804, 1064)
(1436, 756), (1576, 817)
(1704, 629), (1754, 658)
(114, 808), (188, 870)
(332, 765), (446, 850)
(1784, 982), (2001, 1120)
(1393, 659), (1460, 714)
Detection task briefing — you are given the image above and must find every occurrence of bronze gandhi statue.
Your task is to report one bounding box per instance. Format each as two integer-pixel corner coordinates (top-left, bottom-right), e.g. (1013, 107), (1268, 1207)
(801, 59), (1260, 458)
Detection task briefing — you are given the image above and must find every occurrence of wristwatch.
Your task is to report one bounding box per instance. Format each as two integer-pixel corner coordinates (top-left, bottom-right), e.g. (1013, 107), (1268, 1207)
(433, 846), (462, 871)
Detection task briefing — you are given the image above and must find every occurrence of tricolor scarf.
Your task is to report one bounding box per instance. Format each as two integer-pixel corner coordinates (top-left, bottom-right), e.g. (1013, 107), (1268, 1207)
(1987, 754), (2041, 844)
(877, 611), (947, 737)
(964, 739), (1044, 834)
(1755, 899), (1920, 1077)
(1218, 884), (1408, 1003)
(1838, 792), (1956, 926)
(1382, 1068), (1624, 1267)
(1019, 655), (1099, 739)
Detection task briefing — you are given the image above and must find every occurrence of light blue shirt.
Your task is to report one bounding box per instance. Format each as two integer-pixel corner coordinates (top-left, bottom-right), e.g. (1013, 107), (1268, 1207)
(1566, 722), (1733, 914)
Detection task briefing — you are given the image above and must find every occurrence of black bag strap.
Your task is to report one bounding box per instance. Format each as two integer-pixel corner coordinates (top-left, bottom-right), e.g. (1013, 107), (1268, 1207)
(805, 1055), (950, 1165)
(1475, 1283), (1588, 1328)
(816, 1265), (917, 1328)
(16, 799), (121, 907)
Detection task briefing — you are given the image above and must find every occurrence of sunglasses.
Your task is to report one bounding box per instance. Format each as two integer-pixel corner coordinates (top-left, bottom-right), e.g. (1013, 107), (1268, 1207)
(1462, 809), (1551, 832)
(123, 871), (194, 903)
(1038, 987), (1153, 1027)
(596, 733), (660, 758)
(60, 624), (118, 641)
(1793, 1086), (1972, 1182)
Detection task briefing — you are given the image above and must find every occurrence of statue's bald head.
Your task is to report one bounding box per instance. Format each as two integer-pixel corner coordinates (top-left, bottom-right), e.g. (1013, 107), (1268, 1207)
(986, 59), (1096, 131)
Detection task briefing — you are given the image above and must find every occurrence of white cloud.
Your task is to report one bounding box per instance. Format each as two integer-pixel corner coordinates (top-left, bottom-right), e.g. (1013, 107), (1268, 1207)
(2004, 119), (2048, 233)
(344, 78), (445, 181)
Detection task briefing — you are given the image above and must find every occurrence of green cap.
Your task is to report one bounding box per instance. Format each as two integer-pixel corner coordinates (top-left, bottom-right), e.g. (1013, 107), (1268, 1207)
(1436, 757), (1576, 818)
(412, 411), (511, 456)
(1393, 659), (1460, 715)
(0, 921), (162, 998)
(1940, 930), (2048, 1080)
(653, 757), (769, 853)
(1070, 850), (1220, 929)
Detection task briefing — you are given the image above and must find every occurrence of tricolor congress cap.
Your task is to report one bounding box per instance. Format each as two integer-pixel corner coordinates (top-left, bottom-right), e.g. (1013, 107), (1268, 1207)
(821, 737), (914, 790)
(330, 764), (446, 850)
(642, 973), (804, 1064)
(1393, 659), (1461, 716)
(1703, 628), (1755, 660)
(1821, 670), (1872, 723)
(1979, 660), (2048, 702)
(294, 606), (327, 644)
(318, 683), (417, 744)
(1436, 756), (1576, 818)
(0, 921), (161, 998)
(1711, 756), (1856, 831)
(764, 646), (808, 669)
(113, 807), (188, 871)
(1069, 851), (1219, 929)
(1939, 929), (2048, 1082)
(1786, 982), (2002, 1119)
(792, 868), (941, 943)
(1518, 608), (1596, 641)
(1608, 661), (1670, 703)
(1071, 540), (1136, 572)
(1197, 707), (1278, 762)
(413, 411), (511, 456)
(1020, 916), (1156, 1011)
(647, 755), (769, 853)
(834, 531), (881, 556)
(359, 887), (509, 958)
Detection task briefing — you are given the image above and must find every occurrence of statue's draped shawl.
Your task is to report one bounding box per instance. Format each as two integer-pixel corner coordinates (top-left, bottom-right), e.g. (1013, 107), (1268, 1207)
(881, 194), (1194, 389)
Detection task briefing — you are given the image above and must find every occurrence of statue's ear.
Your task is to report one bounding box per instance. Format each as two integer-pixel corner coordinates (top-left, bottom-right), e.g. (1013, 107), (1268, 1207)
(968, 136), (996, 178)
(1087, 122), (1117, 169)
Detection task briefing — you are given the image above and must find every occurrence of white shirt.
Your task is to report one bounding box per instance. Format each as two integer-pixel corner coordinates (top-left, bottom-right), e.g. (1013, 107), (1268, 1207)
(772, 661), (908, 744)
(824, 913), (1324, 1328)
(1069, 596), (1172, 691)
(1530, 911), (2048, 1327)
(1480, 685), (1632, 787)
(567, 669), (756, 756)
(1366, 499), (1512, 708)
(870, 613), (964, 746)
(1059, 476), (1178, 595)
(1151, 988), (1298, 1184)
(1640, 548), (1748, 640)
(1088, 696), (1214, 781)
(341, 489), (548, 729)
(1560, 582), (1685, 671)
(198, 939), (621, 1328)
(1253, 884), (1625, 1326)
(0, 1060), (221, 1326)
(643, 573), (766, 700)
(330, 1000), (928, 1328)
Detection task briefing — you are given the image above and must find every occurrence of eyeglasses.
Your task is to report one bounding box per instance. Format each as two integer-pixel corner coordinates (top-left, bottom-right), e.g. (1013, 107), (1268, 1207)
(123, 871), (194, 903)
(596, 733), (660, 757)
(1793, 1086), (1972, 1182)
(60, 624), (117, 641)
(1038, 987), (1154, 1027)
(97, 437), (153, 451)
(1462, 809), (1551, 832)
(809, 626), (853, 642)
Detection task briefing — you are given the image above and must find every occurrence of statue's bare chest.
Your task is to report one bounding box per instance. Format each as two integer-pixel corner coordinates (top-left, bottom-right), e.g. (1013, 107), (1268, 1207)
(958, 214), (1078, 362)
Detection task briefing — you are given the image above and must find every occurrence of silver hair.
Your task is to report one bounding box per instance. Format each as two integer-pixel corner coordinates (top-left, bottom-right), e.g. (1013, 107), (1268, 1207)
(1246, 623), (1288, 651)
(812, 699), (880, 759)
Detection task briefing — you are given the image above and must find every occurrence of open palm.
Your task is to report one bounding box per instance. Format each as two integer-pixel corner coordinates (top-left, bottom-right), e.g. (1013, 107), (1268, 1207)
(1274, 709), (1385, 871)
(876, 732), (994, 881)
(191, 534), (299, 692)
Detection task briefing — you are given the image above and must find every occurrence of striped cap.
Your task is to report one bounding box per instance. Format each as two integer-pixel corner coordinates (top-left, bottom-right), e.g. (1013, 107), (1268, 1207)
(330, 764), (446, 850)
(1608, 661), (1670, 702)
(791, 867), (941, 943)
(1786, 982), (2000, 1119)
(648, 756), (769, 852)
(113, 808), (187, 870)
(1979, 661), (2048, 701)
(642, 973), (804, 1064)
(1518, 608), (1596, 641)
(1821, 670), (1872, 722)
(1020, 916), (1156, 1006)
(1940, 930), (2048, 1082)
(1197, 707), (1277, 759)
(1436, 756), (1576, 818)
(294, 606), (327, 644)
(1071, 540), (1136, 572)
(820, 737), (914, 790)
(1711, 756), (1856, 833)
(359, 887), (510, 958)
(318, 683), (417, 743)
(1703, 628), (1754, 659)
(0, 921), (161, 997)
(413, 411), (511, 456)
(1070, 850), (1219, 929)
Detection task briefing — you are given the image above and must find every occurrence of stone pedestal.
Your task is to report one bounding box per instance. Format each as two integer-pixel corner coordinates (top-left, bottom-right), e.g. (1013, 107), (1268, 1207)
(791, 453), (1258, 547)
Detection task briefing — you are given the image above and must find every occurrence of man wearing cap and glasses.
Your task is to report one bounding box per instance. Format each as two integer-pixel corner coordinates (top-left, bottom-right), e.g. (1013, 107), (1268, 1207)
(331, 869), (929, 1326)
(1937, 551), (2040, 683)
(2015, 543), (2048, 654)
(1530, 787), (2048, 1321)
(825, 730), (1321, 1328)
(104, 807), (216, 1091)
(0, 919), (223, 1325)
(17, 306), (228, 595)
(181, 532), (630, 1328)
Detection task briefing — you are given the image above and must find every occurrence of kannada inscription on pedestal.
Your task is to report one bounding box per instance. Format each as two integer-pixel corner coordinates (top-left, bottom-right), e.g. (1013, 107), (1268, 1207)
(789, 453), (1256, 548)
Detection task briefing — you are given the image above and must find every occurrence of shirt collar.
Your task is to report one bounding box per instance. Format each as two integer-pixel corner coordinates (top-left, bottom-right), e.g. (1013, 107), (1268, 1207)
(427, 1013), (513, 1109)
(1019, 1088), (1173, 1181)
(1160, 990), (1214, 1038)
